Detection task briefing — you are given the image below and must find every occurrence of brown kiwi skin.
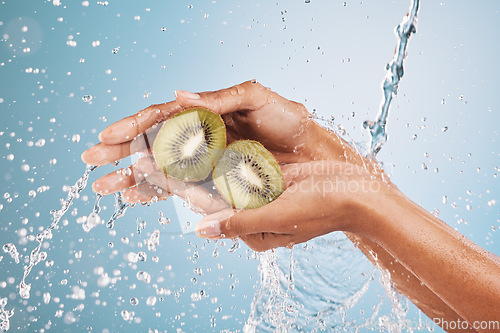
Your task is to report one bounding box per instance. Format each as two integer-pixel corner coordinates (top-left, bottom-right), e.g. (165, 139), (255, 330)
(153, 106), (227, 182)
(212, 139), (284, 209)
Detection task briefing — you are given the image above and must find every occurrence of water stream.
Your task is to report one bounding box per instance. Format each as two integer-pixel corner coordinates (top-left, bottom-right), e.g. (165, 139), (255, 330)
(364, 0), (420, 157)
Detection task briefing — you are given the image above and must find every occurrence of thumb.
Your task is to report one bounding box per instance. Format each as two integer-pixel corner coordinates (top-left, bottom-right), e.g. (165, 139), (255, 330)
(174, 80), (279, 116)
(194, 196), (295, 239)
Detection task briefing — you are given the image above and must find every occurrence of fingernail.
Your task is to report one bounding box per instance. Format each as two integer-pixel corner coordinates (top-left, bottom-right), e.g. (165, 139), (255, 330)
(195, 219), (221, 239)
(175, 90), (200, 100)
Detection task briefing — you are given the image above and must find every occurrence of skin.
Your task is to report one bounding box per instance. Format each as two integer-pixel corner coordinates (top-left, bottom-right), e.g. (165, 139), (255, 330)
(82, 81), (500, 332)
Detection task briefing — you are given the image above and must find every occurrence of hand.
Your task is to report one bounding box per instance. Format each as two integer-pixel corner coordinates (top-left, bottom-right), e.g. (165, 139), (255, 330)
(194, 160), (387, 252)
(81, 80), (347, 203)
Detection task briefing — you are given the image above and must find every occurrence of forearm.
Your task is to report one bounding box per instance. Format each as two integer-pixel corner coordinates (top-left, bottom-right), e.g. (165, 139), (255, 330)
(358, 188), (500, 330)
(344, 232), (475, 333)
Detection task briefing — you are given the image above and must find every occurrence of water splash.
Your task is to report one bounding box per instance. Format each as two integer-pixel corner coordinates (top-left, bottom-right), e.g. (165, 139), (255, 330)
(2, 243), (19, 264)
(364, 0), (420, 156)
(228, 239), (241, 253)
(83, 193), (103, 232)
(243, 251), (293, 333)
(18, 165), (97, 299)
(106, 192), (130, 229)
(93, 193), (102, 214)
(0, 297), (14, 331)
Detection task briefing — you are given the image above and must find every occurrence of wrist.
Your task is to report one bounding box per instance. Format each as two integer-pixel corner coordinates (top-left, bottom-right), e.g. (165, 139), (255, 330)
(344, 179), (403, 241)
(306, 120), (373, 171)
(304, 121), (346, 160)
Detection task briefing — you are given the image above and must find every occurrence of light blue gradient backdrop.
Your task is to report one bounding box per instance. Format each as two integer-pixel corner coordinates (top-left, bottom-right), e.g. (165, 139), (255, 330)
(1, 0), (498, 332)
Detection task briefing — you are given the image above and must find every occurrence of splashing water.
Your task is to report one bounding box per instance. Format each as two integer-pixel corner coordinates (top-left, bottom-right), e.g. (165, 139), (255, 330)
(243, 251), (294, 333)
(245, 234), (377, 332)
(83, 194), (103, 232)
(364, 0), (420, 156)
(2, 243), (19, 264)
(246, 1), (421, 331)
(0, 297), (14, 331)
(106, 192), (130, 229)
(18, 164), (97, 299)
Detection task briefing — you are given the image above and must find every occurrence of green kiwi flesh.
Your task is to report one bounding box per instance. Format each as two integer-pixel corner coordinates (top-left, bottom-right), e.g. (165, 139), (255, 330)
(153, 107), (226, 182)
(213, 140), (284, 210)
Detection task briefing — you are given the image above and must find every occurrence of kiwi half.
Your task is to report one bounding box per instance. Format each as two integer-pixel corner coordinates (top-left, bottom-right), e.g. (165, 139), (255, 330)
(213, 140), (284, 210)
(152, 107), (226, 182)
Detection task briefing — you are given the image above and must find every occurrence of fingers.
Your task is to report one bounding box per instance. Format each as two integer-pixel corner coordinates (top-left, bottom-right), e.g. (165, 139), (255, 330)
(81, 120), (161, 166)
(98, 101), (182, 145)
(123, 184), (170, 203)
(195, 194), (299, 239)
(175, 80), (285, 115)
(241, 233), (295, 252)
(146, 176), (230, 215)
(81, 141), (133, 166)
(92, 157), (158, 194)
(92, 167), (139, 195)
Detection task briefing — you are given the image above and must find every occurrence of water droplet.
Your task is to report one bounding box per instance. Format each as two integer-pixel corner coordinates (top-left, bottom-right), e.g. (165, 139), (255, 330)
(43, 292), (51, 304)
(19, 281), (31, 299)
(121, 310), (131, 321)
(138, 252), (147, 262)
(82, 95), (93, 103)
(72, 134), (81, 142)
(228, 240), (240, 253)
(136, 271), (151, 283)
(130, 297), (139, 305)
(146, 296), (157, 306)
(157, 215), (169, 226)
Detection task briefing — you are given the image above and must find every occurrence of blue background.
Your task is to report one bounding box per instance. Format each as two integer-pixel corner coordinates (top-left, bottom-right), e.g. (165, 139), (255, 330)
(1, 0), (498, 332)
